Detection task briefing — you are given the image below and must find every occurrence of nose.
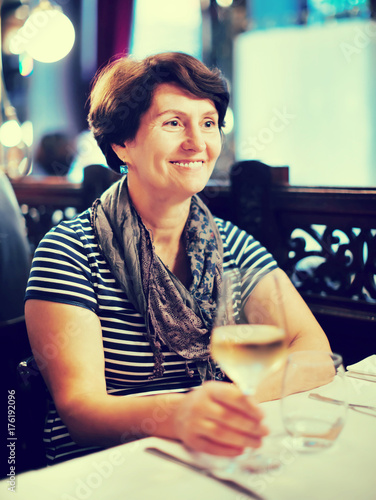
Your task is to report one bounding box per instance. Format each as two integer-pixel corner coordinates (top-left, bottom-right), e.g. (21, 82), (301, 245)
(182, 125), (206, 152)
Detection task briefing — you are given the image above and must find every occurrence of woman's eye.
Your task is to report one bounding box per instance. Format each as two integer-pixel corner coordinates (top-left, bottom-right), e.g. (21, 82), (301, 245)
(204, 120), (215, 128)
(166, 120), (180, 127)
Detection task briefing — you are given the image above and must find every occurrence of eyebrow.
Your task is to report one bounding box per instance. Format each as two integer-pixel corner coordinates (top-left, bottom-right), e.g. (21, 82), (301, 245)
(156, 109), (218, 118)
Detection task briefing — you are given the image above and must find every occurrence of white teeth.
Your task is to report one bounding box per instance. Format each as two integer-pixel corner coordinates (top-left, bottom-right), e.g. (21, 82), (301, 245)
(172, 161), (203, 167)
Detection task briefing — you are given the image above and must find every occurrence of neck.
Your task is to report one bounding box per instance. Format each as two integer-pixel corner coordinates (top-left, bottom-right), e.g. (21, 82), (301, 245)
(128, 186), (191, 247)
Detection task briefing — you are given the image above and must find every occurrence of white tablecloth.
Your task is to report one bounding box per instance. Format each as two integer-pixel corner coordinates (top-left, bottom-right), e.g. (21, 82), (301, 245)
(2, 372), (376, 500)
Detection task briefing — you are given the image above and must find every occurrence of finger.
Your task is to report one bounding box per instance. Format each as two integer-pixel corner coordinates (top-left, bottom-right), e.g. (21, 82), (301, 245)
(190, 435), (245, 457)
(192, 413), (266, 451)
(192, 433), (263, 457)
(205, 381), (265, 421)
(208, 408), (269, 440)
(198, 394), (268, 439)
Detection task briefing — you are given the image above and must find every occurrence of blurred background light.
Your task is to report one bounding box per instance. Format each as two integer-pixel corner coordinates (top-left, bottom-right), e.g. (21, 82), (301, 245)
(307, 0), (370, 22)
(216, 0), (234, 8)
(19, 53), (34, 77)
(23, 8), (75, 62)
(223, 107), (234, 135)
(131, 0), (202, 59)
(10, 1), (75, 63)
(0, 120), (22, 147)
(0, 120), (22, 148)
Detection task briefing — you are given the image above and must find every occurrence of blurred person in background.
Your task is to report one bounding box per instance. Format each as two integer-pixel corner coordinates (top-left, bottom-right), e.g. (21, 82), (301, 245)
(0, 171), (31, 407)
(0, 171), (30, 326)
(32, 132), (77, 178)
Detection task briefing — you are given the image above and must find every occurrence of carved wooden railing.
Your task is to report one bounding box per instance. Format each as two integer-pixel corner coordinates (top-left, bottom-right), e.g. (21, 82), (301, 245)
(230, 161), (376, 364)
(272, 186), (376, 313)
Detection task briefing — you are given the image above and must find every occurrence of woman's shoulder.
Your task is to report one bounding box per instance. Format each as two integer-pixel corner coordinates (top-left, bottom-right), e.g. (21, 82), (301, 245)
(53, 208), (92, 233)
(26, 208), (101, 311)
(214, 216), (252, 244)
(42, 209), (94, 246)
(213, 216), (231, 234)
(33, 208), (99, 269)
(214, 216), (278, 270)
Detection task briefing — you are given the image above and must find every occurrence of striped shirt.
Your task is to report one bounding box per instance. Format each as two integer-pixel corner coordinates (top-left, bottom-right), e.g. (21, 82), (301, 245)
(25, 209), (277, 464)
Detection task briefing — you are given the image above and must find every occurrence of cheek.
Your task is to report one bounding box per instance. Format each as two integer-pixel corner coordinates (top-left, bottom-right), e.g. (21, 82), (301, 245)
(209, 136), (222, 160)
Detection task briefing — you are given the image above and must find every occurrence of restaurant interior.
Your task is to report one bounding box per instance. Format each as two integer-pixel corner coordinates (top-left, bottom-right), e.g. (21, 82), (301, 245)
(1, 0), (376, 492)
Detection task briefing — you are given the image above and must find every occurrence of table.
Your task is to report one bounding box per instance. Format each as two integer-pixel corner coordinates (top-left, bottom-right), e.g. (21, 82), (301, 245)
(2, 373), (376, 500)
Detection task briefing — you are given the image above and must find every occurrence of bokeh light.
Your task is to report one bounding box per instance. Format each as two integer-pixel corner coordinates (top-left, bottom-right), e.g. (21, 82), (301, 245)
(10, 8), (75, 63)
(0, 120), (22, 147)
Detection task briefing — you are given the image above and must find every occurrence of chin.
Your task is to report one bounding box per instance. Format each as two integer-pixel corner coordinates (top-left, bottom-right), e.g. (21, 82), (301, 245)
(183, 178), (210, 197)
(168, 167), (214, 198)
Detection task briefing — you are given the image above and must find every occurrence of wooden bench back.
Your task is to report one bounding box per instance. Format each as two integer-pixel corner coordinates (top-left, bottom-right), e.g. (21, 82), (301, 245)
(230, 161), (376, 364)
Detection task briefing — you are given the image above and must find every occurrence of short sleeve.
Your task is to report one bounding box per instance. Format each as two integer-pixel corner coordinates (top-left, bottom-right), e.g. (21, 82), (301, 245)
(215, 217), (278, 272)
(25, 220), (97, 312)
(215, 217), (279, 305)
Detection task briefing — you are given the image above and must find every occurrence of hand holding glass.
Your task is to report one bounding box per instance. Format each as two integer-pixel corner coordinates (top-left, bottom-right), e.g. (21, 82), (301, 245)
(210, 268), (287, 471)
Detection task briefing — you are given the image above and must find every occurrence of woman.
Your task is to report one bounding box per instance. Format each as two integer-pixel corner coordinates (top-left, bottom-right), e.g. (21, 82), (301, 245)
(25, 52), (330, 465)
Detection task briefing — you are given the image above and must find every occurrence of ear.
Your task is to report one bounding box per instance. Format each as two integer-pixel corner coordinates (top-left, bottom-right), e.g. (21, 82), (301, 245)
(111, 143), (127, 163)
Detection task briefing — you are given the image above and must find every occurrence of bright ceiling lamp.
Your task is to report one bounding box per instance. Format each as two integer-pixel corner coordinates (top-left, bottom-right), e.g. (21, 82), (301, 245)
(17, 0), (75, 63)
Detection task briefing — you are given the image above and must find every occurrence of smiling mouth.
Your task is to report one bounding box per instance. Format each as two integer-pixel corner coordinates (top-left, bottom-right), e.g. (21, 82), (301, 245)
(170, 161), (204, 168)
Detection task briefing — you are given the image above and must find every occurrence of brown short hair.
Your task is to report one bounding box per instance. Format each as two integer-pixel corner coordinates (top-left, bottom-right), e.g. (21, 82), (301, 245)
(88, 52), (230, 173)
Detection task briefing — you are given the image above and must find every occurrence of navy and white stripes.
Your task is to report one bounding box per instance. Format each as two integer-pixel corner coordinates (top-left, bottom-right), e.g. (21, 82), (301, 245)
(25, 209), (277, 464)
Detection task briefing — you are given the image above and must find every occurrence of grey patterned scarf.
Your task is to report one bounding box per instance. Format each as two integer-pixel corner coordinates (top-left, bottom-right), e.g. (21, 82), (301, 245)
(90, 177), (223, 381)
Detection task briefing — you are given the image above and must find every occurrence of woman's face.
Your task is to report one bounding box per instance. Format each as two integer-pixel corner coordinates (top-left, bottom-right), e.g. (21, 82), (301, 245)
(117, 83), (222, 202)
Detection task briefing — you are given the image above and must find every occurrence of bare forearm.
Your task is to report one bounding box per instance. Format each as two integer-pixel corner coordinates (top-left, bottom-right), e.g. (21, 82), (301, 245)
(58, 382), (269, 457)
(256, 332), (332, 403)
(60, 392), (185, 447)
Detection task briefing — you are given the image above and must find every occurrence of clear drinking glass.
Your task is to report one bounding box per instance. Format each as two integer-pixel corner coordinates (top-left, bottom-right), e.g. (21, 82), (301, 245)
(281, 351), (348, 452)
(210, 267), (288, 472)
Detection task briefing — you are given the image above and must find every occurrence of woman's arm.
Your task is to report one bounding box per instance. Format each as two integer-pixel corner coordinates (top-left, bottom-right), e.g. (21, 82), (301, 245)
(25, 299), (268, 456)
(245, 268), (332, 402)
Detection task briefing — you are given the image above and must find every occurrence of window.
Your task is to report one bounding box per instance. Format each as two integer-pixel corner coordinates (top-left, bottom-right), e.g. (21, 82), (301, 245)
(130, 0), (202, 59)
(234, 1), (375, 186)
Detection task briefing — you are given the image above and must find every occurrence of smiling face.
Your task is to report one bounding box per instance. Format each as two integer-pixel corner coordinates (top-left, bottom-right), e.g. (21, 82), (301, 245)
(113, 83), (222, 203)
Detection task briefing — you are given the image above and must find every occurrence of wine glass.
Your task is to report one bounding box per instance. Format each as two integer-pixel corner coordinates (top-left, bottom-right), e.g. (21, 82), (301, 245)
(210, 267), (288, 472)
